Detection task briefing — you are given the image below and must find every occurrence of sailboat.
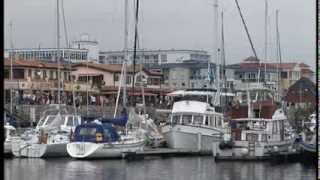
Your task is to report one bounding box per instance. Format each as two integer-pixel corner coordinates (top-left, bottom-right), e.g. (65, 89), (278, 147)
(11, 0), (81, 158)
(66, 0), (145, 159)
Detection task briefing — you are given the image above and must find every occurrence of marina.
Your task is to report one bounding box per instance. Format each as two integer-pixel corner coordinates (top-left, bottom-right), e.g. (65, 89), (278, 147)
(3, 0), (316, 179)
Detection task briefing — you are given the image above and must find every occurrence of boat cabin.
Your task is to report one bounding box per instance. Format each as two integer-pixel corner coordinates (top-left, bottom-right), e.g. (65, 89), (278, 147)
(230, 116), (286, 143)
(36, 115), (82, 132)
(169, 100), (224, 129)
(72, 123), (120, 143)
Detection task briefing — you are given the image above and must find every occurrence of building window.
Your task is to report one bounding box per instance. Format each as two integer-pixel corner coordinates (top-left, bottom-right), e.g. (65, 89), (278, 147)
(281, 72), (288, 79)
(49, 70), (54, 80)
(43, 70), (47, 79)
(4, 69), (9, 79)
(126, 76), (131, 84)
(28, 69), (32, 78)
(64, 72), (68, 81)
(161, 54), (167, 63)
(114, 74), (119, 82)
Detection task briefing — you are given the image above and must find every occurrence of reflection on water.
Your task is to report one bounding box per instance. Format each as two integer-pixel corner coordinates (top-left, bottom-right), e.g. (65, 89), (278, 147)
(5, 157), (315, 180)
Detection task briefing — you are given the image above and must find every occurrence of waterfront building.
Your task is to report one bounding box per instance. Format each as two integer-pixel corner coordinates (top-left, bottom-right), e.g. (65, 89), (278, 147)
(5, 34), (100, 63)
(4, 58), (77, 104)
(71, 63), (162, 89)
(6, 48), (89, 63)
(147, 61), (235, 91)
(228, 56), (314, 92)
(99, 49), (210, 65)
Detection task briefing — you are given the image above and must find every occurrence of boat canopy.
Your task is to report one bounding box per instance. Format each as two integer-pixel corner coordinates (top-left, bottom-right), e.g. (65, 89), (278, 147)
(99, 110), (128, 126)
(72, 123), (120, 143)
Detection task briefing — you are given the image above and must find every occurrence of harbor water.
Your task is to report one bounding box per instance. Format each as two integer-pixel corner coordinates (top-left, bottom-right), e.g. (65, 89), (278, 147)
(5, 157), (315, 180)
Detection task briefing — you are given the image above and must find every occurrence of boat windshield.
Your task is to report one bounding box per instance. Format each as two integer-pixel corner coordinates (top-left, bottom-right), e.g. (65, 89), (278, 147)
(193, 115), (203, 125)
(182, 115), (192, 124)
(79, 128), (97, 136)
(172, 115), (180, 124)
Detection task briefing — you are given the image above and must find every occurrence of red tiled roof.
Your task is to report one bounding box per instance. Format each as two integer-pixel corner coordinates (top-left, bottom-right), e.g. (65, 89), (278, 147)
(4, 58), (70, 70)
(72, 63), (162, 77)
(301, 68), (314, 74)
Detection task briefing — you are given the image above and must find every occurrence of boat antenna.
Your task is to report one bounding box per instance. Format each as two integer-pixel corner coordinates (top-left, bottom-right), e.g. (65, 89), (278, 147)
(132, 0), (140, 107)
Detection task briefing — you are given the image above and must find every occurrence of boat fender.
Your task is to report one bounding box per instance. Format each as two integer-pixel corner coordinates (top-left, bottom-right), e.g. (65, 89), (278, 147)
(219, 141), (234, 149)
(96, 133), (103, 142)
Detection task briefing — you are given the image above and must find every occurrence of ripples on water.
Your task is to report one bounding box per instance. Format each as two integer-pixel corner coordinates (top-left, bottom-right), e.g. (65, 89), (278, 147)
(5, 157), (315, 180)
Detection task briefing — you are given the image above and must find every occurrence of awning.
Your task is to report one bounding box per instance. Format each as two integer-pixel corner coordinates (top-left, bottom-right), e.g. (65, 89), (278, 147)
(78, 73), (103, 76)
(167, 90), (234, 97)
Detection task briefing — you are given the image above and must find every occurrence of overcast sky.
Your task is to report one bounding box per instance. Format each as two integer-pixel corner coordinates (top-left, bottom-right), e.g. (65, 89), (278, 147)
(4, 0), (315, 67)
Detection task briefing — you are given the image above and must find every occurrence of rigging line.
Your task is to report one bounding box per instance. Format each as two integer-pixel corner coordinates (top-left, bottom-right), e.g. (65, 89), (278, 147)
(234, 0), (258, 60)
(61, 0), (69, 47)
(132, 0), (140, 107)
(234, 0), (262, 90)
(61, 0), (77, 114)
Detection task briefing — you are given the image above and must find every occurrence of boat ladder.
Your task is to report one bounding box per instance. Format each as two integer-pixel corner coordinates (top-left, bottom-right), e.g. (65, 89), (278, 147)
(248, 141), (255, 156)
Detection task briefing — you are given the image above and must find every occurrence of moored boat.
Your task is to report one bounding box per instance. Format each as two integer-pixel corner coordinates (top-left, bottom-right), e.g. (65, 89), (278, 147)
(4, 122), (16, 156)
(67, 122), (145, 159)
(11, 114), (82, 158)
(296, 113), (316, 162)
(161, 99), (229, 154)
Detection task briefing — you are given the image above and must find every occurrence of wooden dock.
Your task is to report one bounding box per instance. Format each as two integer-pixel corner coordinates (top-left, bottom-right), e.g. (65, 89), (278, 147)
(123, 148), (211, 160)
(214, 151), (301, 162)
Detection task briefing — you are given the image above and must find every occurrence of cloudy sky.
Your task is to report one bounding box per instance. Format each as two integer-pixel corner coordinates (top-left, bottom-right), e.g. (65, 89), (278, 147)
(4, 0), (315, 67)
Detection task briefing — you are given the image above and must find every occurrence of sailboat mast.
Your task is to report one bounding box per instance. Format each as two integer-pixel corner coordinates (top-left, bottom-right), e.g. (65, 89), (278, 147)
(56, 0), (61, 113)
(276, 10), (282, 101)
(9, 21), (14, 115)
(132, 0), (140, 107)
(264, 0), (268, 84)
(220, 11), (226, 112)
(213, 0), (220, 106)
(123, 0), (129, 108)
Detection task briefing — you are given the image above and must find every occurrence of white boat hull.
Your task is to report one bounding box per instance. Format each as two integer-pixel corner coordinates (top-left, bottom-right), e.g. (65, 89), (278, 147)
(12, 140), (68, 158)
(213, 140), (294, 158)
(4, 141), (12, 155)
(162, 125), (223, 153)
(67, 140), (145, 159)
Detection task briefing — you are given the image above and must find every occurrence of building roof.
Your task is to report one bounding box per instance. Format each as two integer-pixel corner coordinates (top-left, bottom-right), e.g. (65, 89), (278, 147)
(4, 58), (70, 70)
(99, 49), (208, 54)
(228, 57), (313, 72)
(284, 77), (316, 103)
(72, 63), (162, 76)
